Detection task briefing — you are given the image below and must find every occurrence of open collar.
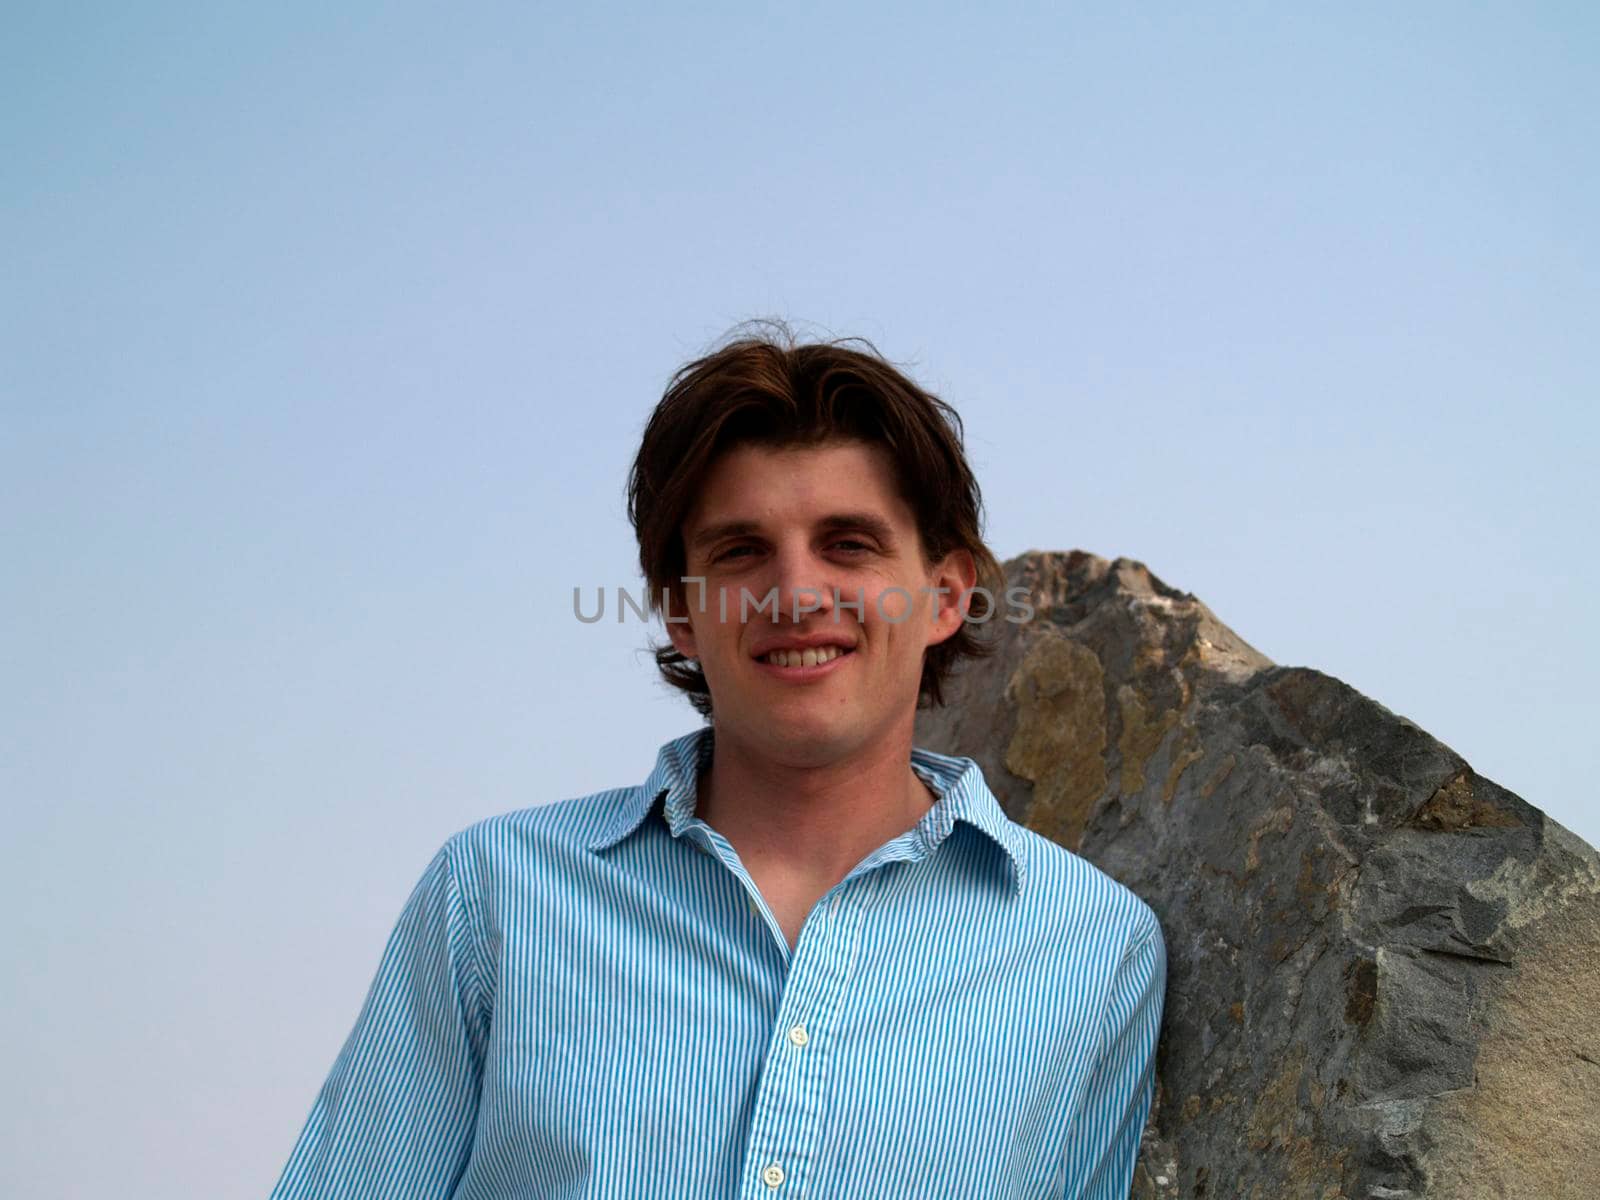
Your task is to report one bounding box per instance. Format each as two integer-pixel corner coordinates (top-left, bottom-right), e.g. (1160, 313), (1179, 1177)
(589, 728), (1028, 896)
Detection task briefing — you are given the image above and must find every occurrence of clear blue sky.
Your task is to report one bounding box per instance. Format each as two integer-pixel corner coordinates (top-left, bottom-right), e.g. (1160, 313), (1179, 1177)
(3, 4), (1595, 1196)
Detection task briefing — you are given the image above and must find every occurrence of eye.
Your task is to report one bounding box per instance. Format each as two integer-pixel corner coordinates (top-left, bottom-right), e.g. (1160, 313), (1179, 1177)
(713, 544), (757, 563)
(829, 537), (873, 554)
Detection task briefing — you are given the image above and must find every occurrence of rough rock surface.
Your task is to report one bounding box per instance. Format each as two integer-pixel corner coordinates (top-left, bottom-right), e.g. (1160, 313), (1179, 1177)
(915, 551), (1600, 1200)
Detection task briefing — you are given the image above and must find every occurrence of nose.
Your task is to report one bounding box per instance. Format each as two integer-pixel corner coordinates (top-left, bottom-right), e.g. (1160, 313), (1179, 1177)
(768, 543), (836, 626)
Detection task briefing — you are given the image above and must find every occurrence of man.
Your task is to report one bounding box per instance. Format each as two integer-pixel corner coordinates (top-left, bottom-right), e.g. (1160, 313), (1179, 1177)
(270, 330), (1165, 1199)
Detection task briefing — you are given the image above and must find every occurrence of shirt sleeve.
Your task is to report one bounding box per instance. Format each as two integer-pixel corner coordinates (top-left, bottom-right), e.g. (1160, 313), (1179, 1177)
(269, 838), (491, 1200)
(1062, 912), (1167, 1200)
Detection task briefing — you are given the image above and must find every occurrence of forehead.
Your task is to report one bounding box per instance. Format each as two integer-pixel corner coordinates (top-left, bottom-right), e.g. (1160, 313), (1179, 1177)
(683, 439), (910, 530)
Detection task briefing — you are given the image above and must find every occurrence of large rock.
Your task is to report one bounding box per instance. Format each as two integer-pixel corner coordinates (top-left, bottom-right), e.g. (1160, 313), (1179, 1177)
(915, 551), (1600, 1200)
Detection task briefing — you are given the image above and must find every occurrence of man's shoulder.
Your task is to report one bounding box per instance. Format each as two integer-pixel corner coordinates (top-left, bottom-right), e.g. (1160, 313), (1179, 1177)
(1007, 821), (1163, 956)
(443, 782), (649, 868)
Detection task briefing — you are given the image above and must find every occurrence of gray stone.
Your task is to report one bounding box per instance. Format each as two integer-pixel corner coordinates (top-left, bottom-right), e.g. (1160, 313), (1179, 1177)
(915, 551), (1600, 1200)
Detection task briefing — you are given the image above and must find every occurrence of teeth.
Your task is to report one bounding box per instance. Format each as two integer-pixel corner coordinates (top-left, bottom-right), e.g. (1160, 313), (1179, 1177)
(765, 646), (846, 667)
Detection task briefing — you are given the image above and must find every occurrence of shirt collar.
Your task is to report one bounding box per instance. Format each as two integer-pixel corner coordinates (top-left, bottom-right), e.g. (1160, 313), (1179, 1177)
(908, 743), (1029, 896)
(589, 728), (1028, 896)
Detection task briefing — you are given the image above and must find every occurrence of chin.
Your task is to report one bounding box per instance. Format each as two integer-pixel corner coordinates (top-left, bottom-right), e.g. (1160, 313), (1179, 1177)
(734, 713), (863, 767)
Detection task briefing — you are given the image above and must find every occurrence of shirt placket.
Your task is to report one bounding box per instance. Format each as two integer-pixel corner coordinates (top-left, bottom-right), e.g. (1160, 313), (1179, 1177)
(735, 880), (865, 1200)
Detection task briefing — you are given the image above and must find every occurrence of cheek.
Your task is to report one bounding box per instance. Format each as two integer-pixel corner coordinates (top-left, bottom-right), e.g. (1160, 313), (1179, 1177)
(866, 585), (921, 626)
(704, 609), (759, 660)
(867, 605), (929, 667)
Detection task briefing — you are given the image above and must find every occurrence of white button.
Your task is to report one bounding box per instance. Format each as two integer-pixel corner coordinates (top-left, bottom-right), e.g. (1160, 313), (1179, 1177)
(830, 893), (841, 914)
(748, 895), (761, 916)
(787, 1024), (809, 1047)
(761, 1162), (785, 1188)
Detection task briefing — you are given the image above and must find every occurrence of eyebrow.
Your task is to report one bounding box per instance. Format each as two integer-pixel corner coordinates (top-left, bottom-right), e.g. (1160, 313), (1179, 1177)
(687, 512), (898, 550)
(817, 512), (897, 544)
(688, 520), (760, 550)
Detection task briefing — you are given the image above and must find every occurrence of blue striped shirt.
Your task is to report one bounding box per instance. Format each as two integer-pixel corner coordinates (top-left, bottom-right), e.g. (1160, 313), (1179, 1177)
(270, 729), (1165, 1199)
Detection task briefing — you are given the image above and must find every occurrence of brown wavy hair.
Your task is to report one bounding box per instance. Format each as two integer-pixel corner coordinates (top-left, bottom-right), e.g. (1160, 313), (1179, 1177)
(626, 322), (1003, 717)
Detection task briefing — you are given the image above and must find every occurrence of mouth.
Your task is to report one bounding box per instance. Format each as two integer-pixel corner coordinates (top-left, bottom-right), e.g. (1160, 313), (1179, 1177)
(752, 644), (857, 678)
(760, 645), (852, 668)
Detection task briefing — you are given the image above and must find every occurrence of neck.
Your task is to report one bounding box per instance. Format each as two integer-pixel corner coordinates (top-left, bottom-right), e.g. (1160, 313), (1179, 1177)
(696, 724), (935, 888)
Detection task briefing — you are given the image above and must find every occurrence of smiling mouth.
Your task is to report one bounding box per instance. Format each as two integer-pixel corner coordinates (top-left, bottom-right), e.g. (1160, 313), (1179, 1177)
(762, 646), (853, 668)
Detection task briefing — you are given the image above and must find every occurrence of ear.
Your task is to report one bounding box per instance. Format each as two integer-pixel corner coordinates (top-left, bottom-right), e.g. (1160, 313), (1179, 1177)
(665, 591), (699, 660)
(925, 549), (978, 648)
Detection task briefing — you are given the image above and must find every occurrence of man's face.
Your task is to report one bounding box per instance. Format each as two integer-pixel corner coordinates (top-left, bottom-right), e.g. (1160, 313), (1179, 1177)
(668, 438), (976, 768)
